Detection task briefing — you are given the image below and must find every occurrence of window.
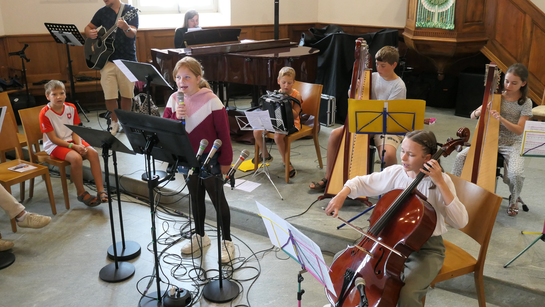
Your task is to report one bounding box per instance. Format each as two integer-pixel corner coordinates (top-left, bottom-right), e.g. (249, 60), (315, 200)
(132, 0), (218, 14)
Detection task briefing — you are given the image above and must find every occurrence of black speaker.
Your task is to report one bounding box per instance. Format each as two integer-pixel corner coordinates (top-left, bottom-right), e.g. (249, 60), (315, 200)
(455, 72), (485, 117)
(8, 93), (36, 124)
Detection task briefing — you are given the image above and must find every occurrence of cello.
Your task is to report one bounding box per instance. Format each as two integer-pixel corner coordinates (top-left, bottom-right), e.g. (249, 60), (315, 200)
(326, 128), (470, 307)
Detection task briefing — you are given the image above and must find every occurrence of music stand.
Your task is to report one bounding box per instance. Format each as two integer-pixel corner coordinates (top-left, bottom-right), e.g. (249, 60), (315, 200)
(257, 202), (336, 305)
(114, 60), (173, 183)
(65, 124), (138, 282)
(44, 23), (89, 122)
(337, 99), (426, 229)
(242, 110), (287, 200)
(114, 109), (199, 306)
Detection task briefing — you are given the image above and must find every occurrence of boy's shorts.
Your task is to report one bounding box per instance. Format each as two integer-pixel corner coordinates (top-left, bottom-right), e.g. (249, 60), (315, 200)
(372, 134), (403, 149)
(50, 140), (91, 160)
(100, 61), (135, 100)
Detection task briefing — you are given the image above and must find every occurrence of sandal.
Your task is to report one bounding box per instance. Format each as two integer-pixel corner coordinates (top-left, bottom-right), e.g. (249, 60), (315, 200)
(309, 177), (328, 192)
(77, 191), (100, 207)
(289, 163), (297, 178)
(507, 203), (518, 216)
(98, 191), (109, 203)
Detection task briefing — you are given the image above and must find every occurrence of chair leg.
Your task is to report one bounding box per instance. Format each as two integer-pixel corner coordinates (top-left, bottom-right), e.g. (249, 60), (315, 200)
(421, 294), (426, 306)
(29, 178), (34, 199)
(313, 134), (323, 169)
(19, 182), (25, 202)
(42, 173), (57, 215)
(474, 271), (486, 307)
(59, 166), (70, 209)
(10, 218), (17, 233)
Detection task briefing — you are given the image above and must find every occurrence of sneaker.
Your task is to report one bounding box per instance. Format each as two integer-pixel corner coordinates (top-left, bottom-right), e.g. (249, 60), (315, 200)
(0, 239), (14, 251)
(17, 213), (51, 229)
(110, 121), (119, 135)
(251, 154), (273, 165)
(221, 240), (235, 263)
(180, 233), (211, 255)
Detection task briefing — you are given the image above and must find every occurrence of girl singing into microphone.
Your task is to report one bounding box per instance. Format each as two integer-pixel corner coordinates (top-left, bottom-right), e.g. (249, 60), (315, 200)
(163, 56), (235, 263)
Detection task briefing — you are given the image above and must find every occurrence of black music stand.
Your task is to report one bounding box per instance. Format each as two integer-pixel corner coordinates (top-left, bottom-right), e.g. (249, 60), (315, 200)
(115, 109), (199, 306)
(65, 124), (138, 282)
(44, 23), (89, 122)
(116, 60), (173, 183)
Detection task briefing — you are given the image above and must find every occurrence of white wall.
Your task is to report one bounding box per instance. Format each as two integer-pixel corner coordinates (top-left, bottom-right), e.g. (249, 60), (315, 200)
(317, 0), (408, 28)
(0, 0), (102, 35)
(0, 0), (407, 35)
(531, 0), (545, 13)
(0, 5), (5, 36)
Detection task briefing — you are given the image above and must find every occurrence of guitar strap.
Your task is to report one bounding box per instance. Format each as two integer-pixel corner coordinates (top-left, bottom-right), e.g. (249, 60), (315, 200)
(113, 3), (125, 33)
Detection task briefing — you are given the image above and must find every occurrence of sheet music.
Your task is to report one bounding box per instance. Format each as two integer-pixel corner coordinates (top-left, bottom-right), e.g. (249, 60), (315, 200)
(521, 120), (545, 157)
(244, 110), (275, 132)
(113, 60), (138, 82)
(51, 31), (83, 46)
(187, 27), (202, 32)
(0, 106), (6, 135)
(256, 201), (336, 297)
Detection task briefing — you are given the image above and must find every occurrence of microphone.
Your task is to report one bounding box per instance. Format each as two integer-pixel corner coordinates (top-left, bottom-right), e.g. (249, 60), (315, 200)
(188, 139), (208, 176)
(225, 149), (250, 186)
(201, 139), (222, 171)
(177, 91), (185, 125)
(196, 139), (208, 161)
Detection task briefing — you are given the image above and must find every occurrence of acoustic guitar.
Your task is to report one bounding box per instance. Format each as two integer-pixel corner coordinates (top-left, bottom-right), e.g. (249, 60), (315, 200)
(84, 8), (138, 70)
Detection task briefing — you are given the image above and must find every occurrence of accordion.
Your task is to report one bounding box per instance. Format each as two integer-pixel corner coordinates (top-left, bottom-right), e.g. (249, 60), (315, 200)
(259, 91), (301, 134)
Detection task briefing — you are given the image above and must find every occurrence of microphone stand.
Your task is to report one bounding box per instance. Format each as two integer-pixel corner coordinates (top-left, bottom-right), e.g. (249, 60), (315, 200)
(8, 44), (31, 108)
(202, 165), (239, 303)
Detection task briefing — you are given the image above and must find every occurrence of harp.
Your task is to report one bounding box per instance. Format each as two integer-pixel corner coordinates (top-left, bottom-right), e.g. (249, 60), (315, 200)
(460, 63), (502, 193)
(323, 38), (373, 201)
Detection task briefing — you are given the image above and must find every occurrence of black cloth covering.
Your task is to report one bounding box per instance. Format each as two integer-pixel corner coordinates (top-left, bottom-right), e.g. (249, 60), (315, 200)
(302, 27), (399, 123)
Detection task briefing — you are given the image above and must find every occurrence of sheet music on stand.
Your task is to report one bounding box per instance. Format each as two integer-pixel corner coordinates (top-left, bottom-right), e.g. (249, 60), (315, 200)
(241, 110), (288, 134)
(521, 120), (545, 157)
(256, 201), (336, 297)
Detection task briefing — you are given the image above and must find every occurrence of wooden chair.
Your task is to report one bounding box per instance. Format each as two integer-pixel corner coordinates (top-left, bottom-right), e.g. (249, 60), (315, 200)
(0, 92), (27, 162)
(423, 173), (502, 307)
(19, 106), (71, 210)
(254, 81), (324, 183)
(0, 114), (56, 232)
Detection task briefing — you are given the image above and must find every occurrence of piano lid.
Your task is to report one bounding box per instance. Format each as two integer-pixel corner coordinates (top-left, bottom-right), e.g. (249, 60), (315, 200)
(169, 38), (295, 56)
(183, 28), (242, 47)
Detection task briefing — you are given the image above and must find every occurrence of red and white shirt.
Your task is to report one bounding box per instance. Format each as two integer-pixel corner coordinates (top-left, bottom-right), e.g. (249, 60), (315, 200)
(39, 102), (81, 154)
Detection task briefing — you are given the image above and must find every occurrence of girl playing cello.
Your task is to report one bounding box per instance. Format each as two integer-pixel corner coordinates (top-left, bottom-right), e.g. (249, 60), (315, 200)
(325, 130), (468, 307)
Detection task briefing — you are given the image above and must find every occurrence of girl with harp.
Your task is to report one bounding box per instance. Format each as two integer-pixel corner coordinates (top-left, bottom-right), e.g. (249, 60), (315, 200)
(451, 63), (532, 216)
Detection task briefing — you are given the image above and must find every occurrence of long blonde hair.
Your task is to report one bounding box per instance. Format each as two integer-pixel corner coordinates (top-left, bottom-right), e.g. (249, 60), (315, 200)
(172, 56), (211, 90)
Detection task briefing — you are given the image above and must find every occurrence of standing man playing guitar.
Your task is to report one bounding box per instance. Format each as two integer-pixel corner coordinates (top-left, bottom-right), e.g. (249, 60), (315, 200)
(84, 0), (138, 135)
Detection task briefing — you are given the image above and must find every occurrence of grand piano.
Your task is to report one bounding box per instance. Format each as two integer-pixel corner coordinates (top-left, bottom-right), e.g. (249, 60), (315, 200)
(151, 29), (319, 104)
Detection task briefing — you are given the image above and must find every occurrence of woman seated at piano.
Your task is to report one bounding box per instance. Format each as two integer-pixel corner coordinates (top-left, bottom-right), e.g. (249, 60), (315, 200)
(174, 10), (200, 48)
(451, 63), (532, 217)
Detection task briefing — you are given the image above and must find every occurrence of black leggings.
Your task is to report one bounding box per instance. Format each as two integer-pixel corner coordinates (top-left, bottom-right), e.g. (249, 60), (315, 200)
(187, 173), (232, 241)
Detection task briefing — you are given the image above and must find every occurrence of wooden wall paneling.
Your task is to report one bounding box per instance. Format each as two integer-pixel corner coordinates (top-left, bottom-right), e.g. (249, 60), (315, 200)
(464, 0), (485, 24)
(528, 25), (545, 94)
(0, 37), (9, 80)
(495, 0), (525, 60)
(139, 29), (173, 63)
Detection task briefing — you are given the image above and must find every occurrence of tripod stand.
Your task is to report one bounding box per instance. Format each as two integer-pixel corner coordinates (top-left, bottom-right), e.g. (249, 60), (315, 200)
(7, 44), (31, 108)
(44, 23), (89, 122)
(115, 109), (199, 306)
(242, 111), (286, 200)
